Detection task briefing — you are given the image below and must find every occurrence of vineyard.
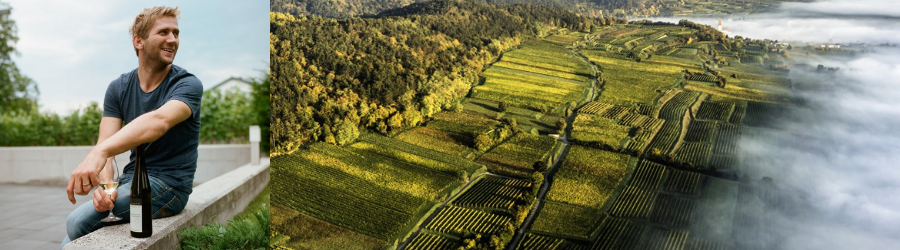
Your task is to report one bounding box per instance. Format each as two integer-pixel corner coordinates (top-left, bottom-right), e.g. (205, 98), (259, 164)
(515, 233), (572, 250)
(404, 232), (459, 250)
(476, 132), (559, 177)
(274, 20), (797, 249)
(509, 23), (794, 250)
(545, 146), (629, 208)
(395, 127), (471, 157)
(672, 141), (712, 170)
(472, 39), (592, 112)
(569, 114), (630, 151)
(272, 155), (427, 241)
(530, 201), (604, 239)
(584, 50), (683, 105)
(453, 175), (531, 212)
(696, 101), (735, 121)
(425, 205), (514, 235)
(426, 111), (500, 136)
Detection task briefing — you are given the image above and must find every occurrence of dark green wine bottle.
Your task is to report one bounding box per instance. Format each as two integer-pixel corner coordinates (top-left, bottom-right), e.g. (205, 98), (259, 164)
(130, 144), (152, 238)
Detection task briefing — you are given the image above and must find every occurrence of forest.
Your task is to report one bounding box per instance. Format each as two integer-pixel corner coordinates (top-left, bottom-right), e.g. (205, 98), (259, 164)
(270, 0), (623, 155)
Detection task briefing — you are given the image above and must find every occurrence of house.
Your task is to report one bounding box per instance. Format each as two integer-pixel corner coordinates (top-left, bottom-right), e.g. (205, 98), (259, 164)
(207, 77), (254, 93)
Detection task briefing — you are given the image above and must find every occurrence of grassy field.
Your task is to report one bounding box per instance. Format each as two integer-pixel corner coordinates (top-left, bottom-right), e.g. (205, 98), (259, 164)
(462, 98), (564, 134)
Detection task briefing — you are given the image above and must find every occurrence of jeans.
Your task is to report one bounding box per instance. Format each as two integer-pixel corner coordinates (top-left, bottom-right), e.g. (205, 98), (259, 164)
(60, 175), (189, 249)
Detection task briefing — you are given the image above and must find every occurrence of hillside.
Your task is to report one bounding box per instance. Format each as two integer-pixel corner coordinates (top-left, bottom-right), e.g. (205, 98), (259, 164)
(270, 0), (620, 155)
(271, 0), (803, 18)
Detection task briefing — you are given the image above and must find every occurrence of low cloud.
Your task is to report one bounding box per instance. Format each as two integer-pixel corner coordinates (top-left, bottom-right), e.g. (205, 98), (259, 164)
(737, 40), (900, 250)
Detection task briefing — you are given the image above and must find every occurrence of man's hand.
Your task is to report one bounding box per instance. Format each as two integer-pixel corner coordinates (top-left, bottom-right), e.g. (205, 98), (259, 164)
(67, 151), (106, 204)
(93, 187), (118, 212)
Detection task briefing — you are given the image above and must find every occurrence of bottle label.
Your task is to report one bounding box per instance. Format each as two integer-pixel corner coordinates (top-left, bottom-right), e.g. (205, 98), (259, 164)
(131, 204), (142, 232)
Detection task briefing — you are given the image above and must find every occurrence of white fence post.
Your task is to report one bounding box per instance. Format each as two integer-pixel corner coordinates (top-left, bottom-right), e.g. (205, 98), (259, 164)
(249, 125), (260, 165)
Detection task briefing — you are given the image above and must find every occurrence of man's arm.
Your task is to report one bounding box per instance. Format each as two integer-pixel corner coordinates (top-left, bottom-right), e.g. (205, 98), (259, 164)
(67, 100), (193, 204)
(82, 116), (121, 210)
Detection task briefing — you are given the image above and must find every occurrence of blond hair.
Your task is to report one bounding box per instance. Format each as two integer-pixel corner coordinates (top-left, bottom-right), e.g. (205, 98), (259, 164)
(130, 6), (180, 56)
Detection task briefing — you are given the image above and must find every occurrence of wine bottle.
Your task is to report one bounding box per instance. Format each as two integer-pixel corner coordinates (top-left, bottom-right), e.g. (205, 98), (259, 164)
(130, 144), (152, 238)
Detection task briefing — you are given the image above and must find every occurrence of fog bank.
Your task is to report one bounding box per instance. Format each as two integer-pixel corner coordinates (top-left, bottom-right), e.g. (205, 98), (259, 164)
(644, 1), (900, 249)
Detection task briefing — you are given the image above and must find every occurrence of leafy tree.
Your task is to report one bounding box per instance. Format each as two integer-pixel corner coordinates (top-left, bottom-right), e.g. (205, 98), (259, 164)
(199, 87), (255, 144)
(0, 3), (38, 113)
(334, 119), (359, 145)
(250, 75), (271, 153)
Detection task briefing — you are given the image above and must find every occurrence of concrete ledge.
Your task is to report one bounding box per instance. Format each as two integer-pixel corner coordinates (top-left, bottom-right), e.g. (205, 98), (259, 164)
(63, 157), (269, 250)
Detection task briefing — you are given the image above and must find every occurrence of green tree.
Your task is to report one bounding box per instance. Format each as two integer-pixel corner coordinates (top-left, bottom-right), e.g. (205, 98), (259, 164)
(333, 119), (359, 145)
(250, 74), (270, 153)
(0, 4), (38, 113)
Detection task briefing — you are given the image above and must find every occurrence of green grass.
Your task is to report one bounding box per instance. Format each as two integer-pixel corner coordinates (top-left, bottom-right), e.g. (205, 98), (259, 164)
(462, 98), (564, 134)
(178, 202), (269, 250)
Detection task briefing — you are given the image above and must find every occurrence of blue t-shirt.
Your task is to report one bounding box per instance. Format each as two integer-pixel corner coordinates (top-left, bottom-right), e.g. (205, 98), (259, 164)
(103, 65), (202, 194)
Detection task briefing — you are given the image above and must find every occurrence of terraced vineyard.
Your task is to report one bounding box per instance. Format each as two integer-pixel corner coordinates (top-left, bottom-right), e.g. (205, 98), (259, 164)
(472, 39), (592, 112)
(405, 232), (459, 250)
(274, 20), (797, 250)
(507, 23), (795, 250)
(453, 175), (531, 212)
(425, 205), (513, 234)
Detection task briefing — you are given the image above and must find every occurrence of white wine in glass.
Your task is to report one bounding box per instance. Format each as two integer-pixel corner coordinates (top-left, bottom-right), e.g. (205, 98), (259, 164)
(100, 158), (121, 222)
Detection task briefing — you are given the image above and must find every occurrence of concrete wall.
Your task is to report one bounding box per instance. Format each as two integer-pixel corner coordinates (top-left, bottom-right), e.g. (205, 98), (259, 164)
(0, 144), (250, 186)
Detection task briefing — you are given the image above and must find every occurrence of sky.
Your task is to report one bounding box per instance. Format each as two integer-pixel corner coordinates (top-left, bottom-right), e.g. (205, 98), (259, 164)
(5, 0), (269, 115)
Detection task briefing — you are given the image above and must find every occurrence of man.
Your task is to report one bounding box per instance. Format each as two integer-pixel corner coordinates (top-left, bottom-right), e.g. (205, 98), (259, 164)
(61, 6), (202, 247)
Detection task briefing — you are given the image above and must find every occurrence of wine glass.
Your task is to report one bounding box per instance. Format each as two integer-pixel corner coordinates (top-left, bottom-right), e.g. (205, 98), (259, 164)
(99, 158), (121, 222)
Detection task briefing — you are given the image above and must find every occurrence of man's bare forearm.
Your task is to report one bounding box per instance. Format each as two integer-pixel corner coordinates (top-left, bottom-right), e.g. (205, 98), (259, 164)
(91, 111), (171, 158)
(90, 100), (192, 158)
